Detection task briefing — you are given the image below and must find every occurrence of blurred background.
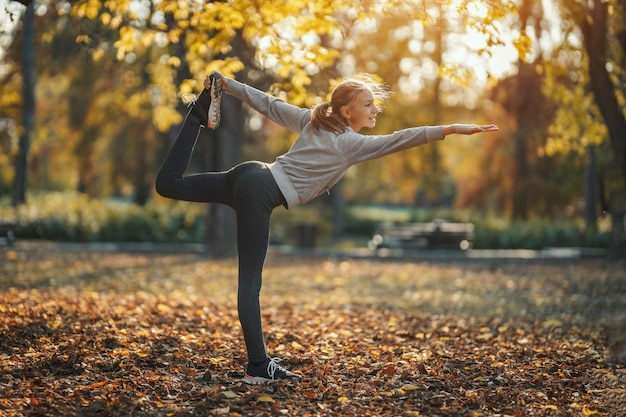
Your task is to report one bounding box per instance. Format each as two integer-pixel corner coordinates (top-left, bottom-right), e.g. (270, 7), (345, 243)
(0, 0), (624, 259)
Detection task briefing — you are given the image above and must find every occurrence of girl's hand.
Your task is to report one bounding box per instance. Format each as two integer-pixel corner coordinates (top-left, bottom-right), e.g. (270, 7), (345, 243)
(205, 71), (229, 90)
(443, 124), (499, 136)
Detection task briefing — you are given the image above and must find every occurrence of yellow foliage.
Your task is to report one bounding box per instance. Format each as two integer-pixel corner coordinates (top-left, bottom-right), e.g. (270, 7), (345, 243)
(114, 26), (138, 59)
(100, 12), (111, 26)
(41, 31), (54, 44)
(167, 28), (182, 44)
(91, 48), (106, 62)
(75, 34), (91, 44)
(64, 0), (549, 143)
(542, 59), (608, 157)
(167, 56), (181, 67)
(110, 15), (123, 30)
(513, 29), (533, 62)
(438, 63), (475, 88)
(140, 32), (154, 49)
(152, 106), (183, 132)
(179, 79), (198, 96)
(72, 0), (102, 19)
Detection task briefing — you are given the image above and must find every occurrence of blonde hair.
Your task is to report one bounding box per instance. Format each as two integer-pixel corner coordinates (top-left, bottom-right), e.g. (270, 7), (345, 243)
(310, 74), (390, 133)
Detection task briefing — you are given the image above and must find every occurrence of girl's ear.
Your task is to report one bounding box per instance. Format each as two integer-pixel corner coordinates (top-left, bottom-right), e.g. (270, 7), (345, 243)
(340, 105), (351, 120)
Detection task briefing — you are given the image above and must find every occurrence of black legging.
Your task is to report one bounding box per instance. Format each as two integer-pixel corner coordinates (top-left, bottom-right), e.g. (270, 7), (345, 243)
(155, 117), (286, 365)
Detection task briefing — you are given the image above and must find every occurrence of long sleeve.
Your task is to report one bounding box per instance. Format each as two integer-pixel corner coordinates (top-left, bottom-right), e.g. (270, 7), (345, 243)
(339, 126), (445, 164)
(225, 79), (312, 133)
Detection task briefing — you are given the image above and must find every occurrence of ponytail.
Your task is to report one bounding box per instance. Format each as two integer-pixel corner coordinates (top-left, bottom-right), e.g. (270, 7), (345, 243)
(311, 102), (347, 134)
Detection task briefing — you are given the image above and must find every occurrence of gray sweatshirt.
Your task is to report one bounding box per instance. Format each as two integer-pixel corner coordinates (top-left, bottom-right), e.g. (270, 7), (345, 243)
(225, 79), (445, 208)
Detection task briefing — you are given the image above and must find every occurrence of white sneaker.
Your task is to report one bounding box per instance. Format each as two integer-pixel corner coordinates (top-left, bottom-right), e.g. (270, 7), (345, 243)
(207, 74), (222, 129)
(243, 358), (303, 385)
(185, 73), (222, 129)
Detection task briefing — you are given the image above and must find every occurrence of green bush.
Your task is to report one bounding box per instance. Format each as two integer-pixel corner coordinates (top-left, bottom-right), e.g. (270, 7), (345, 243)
(0, 196), (611, 248)
(471, 219), (609, 249)
(0, 192), (205, 243)
(345, 205), (609, 249)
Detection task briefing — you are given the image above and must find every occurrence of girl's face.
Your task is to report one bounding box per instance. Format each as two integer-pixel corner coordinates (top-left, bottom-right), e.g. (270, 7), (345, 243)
(342, 90), (380, 132)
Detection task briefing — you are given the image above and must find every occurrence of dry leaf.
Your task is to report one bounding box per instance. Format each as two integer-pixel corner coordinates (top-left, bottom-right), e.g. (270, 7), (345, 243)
(222, 390), (239, 399)
(582, 405), (599, 416)
(1, 248), (623, 416)
(213, 405), (230, 415)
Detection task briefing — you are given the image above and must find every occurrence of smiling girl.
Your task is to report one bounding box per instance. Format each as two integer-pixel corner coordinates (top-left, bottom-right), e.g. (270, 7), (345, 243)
(155, 72), (498, 385)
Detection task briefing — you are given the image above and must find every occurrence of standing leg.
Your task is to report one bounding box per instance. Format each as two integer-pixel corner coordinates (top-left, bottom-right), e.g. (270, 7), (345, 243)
(228, 162), (302, 384)
(236, 206), (272, 363)
(228, 163), (277, 364)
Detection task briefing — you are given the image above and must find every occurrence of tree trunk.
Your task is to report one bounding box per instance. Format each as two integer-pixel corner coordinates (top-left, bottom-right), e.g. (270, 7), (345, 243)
(510, 0), (534, 220)
(203, 94), (241, 258)
(511, 63), (532, 220)
(330, 180), (345, 240)
(318, 40), (346, 240)
(133, 124), (152, 206)
(13, 1), (35, 206)
(584, 145), (599, 231)
(581, 0), (626, 260)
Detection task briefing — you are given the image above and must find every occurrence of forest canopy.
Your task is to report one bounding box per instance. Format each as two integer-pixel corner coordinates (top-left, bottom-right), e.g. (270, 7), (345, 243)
(1, 0), (624, 232)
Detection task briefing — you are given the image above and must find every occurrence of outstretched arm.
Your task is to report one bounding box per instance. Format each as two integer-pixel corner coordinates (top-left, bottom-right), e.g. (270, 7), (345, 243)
(443, 124), (499, 136)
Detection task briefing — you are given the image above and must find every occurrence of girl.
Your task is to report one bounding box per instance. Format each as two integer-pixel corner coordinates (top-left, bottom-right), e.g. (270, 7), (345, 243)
(155, 72), (498, 385)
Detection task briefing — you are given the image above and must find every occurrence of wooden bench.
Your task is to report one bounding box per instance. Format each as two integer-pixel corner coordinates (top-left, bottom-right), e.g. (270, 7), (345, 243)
(0, 223), (18, 247)
(370, 220), (474, 251)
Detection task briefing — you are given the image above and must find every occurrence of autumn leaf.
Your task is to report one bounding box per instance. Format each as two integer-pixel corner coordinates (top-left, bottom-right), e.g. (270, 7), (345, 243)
(582, 405), (600, 416)
(212, 405), (230, 415)
(222, 390), (239, 399)
(1, 247), (624, 416)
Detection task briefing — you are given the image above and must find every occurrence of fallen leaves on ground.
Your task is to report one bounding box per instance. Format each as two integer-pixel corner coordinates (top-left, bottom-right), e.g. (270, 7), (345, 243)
(1, 242), (625, 416)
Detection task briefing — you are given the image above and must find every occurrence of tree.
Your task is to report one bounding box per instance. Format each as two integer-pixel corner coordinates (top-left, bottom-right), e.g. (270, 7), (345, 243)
(332, 0), (508, 207)
(12, 0), (34, 206)
(579, 0), (626, 258)
(545, 0), (625, 258)
(5, 0), (602, 248)
(69, 0), (356, 253)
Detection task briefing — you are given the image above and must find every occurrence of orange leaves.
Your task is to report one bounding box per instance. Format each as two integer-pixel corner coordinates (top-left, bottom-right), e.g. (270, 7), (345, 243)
(1, 248), (625, 415)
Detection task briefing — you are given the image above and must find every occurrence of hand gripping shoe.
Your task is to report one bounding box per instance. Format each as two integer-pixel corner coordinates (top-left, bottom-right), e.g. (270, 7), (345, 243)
(186, 74), (222, 129)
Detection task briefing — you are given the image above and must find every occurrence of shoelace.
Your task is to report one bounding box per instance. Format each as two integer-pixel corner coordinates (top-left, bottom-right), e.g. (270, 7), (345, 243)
(266, 358), (287, 380)
(182, 93), (198, 107)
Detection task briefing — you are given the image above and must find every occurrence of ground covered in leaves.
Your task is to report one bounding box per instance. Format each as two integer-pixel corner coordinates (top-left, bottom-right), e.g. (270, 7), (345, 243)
(1, 242), (625, 416)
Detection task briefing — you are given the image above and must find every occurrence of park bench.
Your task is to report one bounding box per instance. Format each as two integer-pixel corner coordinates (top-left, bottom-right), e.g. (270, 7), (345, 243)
(369, 219), (474, 251)
(0, 223), (18, 247)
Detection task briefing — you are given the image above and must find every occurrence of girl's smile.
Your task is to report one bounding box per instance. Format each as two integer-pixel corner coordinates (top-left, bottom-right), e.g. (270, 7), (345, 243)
(342, 90), (380, 132)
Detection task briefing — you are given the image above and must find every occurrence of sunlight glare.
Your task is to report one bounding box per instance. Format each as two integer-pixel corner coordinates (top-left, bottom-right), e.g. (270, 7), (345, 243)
(451, 0), (518, 79)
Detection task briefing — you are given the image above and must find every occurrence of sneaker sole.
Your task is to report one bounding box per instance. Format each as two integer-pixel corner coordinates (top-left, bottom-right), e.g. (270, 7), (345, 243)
(243, 374), (274, 385)
(243, 373), (302, 385)
(207, 76), (222, 129)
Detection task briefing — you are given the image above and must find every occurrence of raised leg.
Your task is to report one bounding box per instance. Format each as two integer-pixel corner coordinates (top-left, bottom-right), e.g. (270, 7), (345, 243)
(155, 118), (230, 205)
